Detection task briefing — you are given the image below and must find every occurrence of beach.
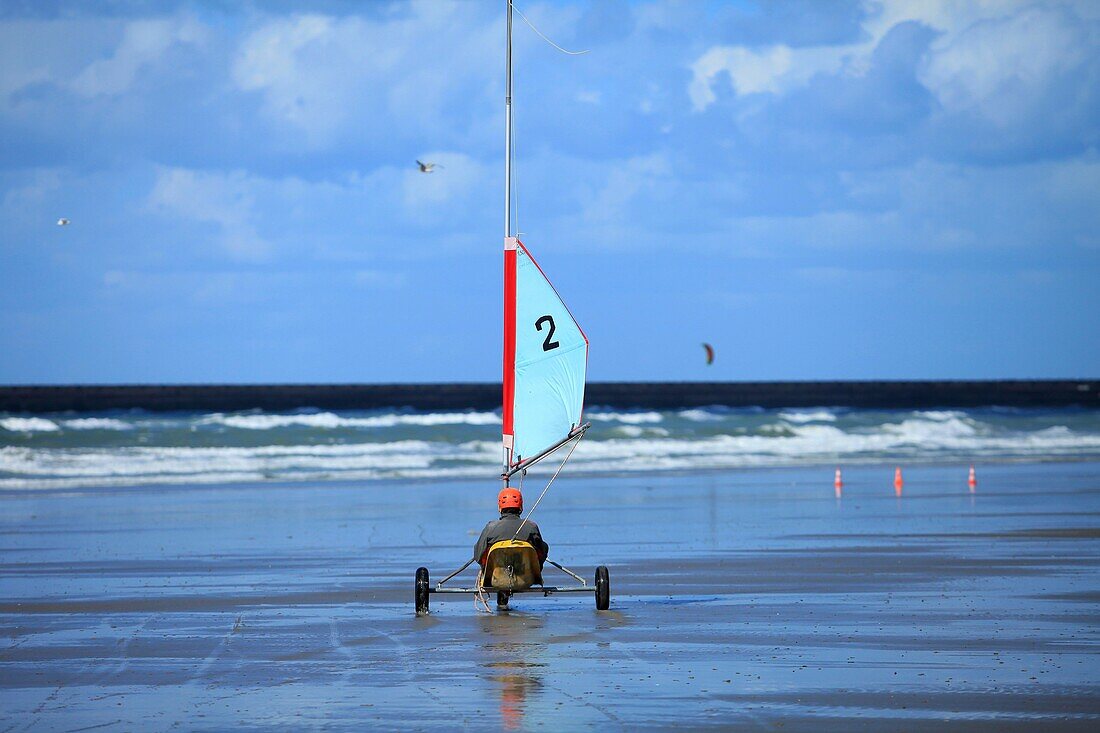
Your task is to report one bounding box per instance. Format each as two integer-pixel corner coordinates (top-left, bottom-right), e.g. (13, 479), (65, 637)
(2, 461), (1098, 730)
(4, 0), (1098, 730)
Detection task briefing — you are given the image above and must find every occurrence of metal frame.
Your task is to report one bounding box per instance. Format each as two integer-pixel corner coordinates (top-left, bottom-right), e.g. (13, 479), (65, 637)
(432, 556), (593, 596)
(431, 586), (592, 596)
(503, 422), (590, 479)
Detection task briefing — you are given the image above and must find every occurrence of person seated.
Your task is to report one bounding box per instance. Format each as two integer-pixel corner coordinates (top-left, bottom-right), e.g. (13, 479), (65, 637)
(473, 487), (549, 568)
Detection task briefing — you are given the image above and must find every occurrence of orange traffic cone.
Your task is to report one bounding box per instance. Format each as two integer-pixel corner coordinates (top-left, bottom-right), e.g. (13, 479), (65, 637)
(834, 467), (843, 498)
(968, 465), (976, 491)
(894, 466), (904, 495)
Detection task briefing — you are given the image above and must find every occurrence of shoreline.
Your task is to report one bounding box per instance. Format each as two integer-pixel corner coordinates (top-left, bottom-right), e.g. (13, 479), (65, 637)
(2, 453), (1100, 493)
(2, 456), (1098, 496)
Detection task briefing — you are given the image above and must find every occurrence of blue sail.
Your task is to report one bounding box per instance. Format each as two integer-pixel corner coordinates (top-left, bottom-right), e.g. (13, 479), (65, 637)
(503, 238), (588, 467)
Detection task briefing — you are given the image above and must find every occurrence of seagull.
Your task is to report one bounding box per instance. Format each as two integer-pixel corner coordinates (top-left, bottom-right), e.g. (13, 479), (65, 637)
(57, 218), (70, 226)
(416, 160), (443, 173)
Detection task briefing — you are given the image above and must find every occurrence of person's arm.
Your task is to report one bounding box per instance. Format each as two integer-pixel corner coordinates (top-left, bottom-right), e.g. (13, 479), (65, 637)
(473, 525), (490, 565)
(530, 527), (549, 562)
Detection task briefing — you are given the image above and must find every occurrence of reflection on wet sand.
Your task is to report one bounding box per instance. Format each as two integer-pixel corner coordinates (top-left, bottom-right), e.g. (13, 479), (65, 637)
(489, 664), (543, 731)
(479, 613), (546, 731)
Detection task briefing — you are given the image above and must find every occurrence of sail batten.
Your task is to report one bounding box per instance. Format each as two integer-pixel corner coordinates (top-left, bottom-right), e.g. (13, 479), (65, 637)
(502, 239), (588, 469)
(515, 341), (585, 370)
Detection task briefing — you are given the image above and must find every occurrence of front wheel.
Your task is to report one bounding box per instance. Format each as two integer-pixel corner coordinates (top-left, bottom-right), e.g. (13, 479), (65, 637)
(595, 566), (610, 610)
(415, 567), (430, 616)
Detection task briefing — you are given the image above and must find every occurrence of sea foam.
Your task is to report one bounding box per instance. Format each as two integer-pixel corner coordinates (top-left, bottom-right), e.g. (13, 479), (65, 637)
(1, 418), (60, 433)
(201, 411), (500, 430)
(2, 407), (1099, 490)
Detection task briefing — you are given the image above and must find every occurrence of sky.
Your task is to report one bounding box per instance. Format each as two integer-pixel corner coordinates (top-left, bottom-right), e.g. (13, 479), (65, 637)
(0, 0), (1098, 384)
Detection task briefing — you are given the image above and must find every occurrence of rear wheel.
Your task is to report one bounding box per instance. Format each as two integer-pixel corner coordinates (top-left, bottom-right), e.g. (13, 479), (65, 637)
(496, 591), (510, 608)
(415, 567), (430, 616)
(595, 566), (610, 610)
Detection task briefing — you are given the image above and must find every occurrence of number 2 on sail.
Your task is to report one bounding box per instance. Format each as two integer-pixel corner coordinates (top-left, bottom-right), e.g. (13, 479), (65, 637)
(535, 315), (559, 351)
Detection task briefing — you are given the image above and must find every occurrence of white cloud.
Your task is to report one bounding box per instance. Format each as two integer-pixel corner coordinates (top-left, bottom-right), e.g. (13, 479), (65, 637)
(0, 18), (112, 107)
(689, 45), (790, 108)
(918, 6), (1089, 123)
(232, 14), (339, 141)
(232, 3), (499, 148)
(686, 0), (1090, 114)
(581, 153), (671, 228)
(861, 0), (1028, 40)
(0, 36), (50, 101)
(72, 18), (206, 98)
(141, 157), (496, 264)
(708, 156), (1100, 257)
(688, 45), (854, 110)
(0, 169), (61, 220)
(147, 167), (270, 261)
(401, 151), (489, 212)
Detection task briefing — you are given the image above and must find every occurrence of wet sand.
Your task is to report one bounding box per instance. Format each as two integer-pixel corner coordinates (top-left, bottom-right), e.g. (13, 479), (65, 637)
(2, 462), (1098, 730)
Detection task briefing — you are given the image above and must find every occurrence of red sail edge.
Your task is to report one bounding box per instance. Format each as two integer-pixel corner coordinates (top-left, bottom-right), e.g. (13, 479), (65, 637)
(502, 238), (518, 455)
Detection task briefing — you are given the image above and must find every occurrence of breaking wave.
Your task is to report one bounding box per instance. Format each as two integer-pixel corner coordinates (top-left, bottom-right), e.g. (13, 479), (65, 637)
(199, 411), (499, 430)
(778, 410), (838, 423)
(1, 417), (61, 433)
(587, 411), (664, 424)
(2, 406), (1098, 490)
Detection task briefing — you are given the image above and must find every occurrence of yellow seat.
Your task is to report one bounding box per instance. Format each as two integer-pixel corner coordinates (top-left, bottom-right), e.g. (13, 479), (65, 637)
(482, 540), (543, 590)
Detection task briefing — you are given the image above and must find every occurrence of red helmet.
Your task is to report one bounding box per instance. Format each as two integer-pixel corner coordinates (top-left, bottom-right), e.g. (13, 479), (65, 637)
(498, 487), (523, 512)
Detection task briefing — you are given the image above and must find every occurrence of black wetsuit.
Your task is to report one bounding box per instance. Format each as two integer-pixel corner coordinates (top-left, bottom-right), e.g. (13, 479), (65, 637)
(473, 511), (549, 566)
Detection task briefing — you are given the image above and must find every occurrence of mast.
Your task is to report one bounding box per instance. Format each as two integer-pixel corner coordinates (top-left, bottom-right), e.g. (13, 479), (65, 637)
(499, 1), (588, 487)
(504, 0), (513, 241)
(502, 0), (514, 482)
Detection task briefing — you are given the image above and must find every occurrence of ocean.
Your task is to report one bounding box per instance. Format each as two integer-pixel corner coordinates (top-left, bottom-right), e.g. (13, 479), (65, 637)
(3, 406), (1099, 490)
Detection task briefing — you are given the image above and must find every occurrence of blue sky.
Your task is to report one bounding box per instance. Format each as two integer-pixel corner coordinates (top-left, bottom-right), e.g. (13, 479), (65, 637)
(1, 0), (1097, 384)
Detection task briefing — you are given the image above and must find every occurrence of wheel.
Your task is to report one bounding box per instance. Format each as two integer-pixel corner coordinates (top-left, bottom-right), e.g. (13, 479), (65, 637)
(496, 591), (510, 608)
(595, 566), (610, 610)
(415, 567), (430, 616)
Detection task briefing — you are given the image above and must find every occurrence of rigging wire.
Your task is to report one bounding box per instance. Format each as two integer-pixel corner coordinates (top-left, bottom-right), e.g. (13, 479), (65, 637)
(511, 2), (589, 56)
(508, 1), (589, 241)
(512, 431), (584, 541)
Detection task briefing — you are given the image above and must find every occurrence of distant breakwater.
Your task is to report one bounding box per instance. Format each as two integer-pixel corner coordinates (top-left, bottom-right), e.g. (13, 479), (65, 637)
(0, 381), (1096, 413)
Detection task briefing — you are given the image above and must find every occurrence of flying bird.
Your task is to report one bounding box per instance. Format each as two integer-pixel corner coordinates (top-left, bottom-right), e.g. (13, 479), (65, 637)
(702, 342), (715, 365)
(416, 160), (443, 173)
(57, 218), (70, 226)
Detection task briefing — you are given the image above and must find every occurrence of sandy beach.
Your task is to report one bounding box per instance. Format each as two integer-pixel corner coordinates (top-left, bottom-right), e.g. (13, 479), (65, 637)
(3, 1), (1098, 731)
(2, 461), (1098, 730)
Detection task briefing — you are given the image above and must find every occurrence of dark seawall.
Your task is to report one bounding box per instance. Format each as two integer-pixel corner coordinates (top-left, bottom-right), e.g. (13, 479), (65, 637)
(0, 381), (1096, 413)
